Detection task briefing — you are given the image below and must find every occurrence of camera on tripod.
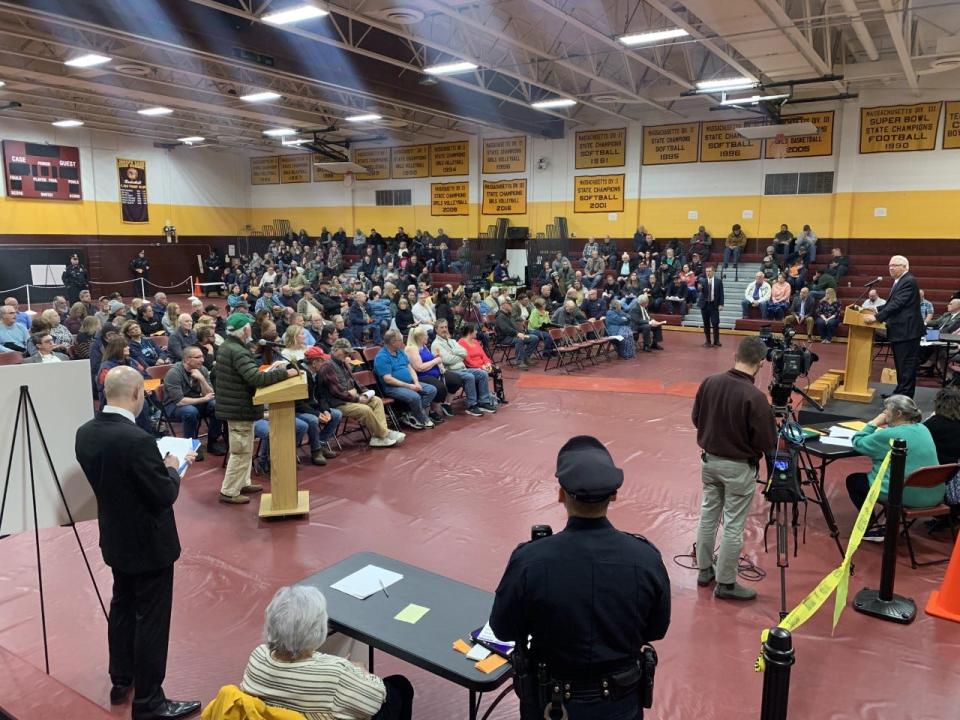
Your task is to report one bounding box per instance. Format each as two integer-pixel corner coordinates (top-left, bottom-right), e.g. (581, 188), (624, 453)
(758, 326), (818, 410)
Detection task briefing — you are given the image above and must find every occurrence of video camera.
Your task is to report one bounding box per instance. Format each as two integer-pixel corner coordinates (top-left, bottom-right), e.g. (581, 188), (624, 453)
(758, 326), (818, 410)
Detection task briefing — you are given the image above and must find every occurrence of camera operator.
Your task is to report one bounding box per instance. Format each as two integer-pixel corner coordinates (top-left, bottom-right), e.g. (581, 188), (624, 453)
(490, 436), (670, 720)
(692, 337), (777, 601)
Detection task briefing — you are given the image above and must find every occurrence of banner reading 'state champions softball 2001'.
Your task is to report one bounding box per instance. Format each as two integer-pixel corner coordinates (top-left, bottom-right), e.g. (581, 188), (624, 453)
(117, 158), (148, 223)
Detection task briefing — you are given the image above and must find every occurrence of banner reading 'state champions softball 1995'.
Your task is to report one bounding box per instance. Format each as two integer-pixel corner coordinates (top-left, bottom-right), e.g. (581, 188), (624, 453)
(117, 158), (148, 223)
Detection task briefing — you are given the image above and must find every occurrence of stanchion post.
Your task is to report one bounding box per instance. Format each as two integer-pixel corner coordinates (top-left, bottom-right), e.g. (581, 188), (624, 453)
(760, 627), (794, 720)
(25, 284), (32, 314)
(853, 438), (917, 623)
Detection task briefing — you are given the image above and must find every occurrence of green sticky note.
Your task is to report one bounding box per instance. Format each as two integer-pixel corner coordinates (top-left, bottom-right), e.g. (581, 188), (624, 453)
(394, 603), (430, 624)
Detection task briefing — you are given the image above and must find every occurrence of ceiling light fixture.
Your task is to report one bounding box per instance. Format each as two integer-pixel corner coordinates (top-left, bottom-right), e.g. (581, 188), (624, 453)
(240, 91), (282, 102)
(263, 127), (298, 137)
(138, 107), (173, 116)
(262, 3), (329, 25)
(0, 81), (5, 87)
(423, 61), (478, 75)
(618, 28), (688, 46)
(178, 136), (205, 144)
(52, 119), (84, 127)
(344, 113), (382, 122)
(282, 137), (308, 146)
(695, 77), (757, 93)
(64, 53), (111, 68)
(719, 93), (789, 106)
(530, 97), (577, 109)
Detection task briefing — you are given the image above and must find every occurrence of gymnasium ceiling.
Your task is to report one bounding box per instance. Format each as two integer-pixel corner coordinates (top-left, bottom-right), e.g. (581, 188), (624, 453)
(0, 0), (958, 151)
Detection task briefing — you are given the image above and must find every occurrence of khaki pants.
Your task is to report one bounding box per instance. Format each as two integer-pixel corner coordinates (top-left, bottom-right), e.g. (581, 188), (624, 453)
(696, 453), (758, 585)
(783, 314), (814, 337)
(221, 420), (255, 497)
(339, 397), (389, 438)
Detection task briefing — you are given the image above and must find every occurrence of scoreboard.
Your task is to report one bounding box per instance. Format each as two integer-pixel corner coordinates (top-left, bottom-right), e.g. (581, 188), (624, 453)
(2, 140), (82, 200)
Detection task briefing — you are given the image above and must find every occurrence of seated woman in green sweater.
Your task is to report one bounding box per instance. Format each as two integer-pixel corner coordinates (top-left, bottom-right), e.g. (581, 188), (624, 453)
(846, 394), (941, 541)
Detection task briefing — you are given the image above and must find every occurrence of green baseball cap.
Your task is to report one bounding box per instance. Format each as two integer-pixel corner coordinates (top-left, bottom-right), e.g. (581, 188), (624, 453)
(225, 313), (253, 331)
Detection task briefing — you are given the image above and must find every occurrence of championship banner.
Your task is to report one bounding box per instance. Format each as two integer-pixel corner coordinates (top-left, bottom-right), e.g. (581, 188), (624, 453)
(481, 179), (526, 215)
(313, 156), (343, 182)
(859, 102), (942, 154)
(391, 145), (429, 179)
(279, 153), (312, 183)
(699, 120), (762, 162)
(482, 136), (526, 174)
(575, 128), (626, 169)
(942, 101), (960, 150)
(573, 174), (625, 213)
(642, 123), (699, 165)
(354, 147), (390, 180)
(431, 182), (469, 216)
(250, 156), (280, 185)
(117, 158), (148, 223)
(430, 141), (469, 176)
(765, 112), (835, 158)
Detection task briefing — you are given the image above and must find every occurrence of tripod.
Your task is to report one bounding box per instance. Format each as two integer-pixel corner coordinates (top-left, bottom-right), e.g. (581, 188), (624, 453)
(763, 385), (846, 619)
(0, 385), (107, 674)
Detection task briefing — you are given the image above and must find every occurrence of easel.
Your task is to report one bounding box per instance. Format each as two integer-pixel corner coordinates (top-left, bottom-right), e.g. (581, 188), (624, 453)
(0, 385), (107, 674)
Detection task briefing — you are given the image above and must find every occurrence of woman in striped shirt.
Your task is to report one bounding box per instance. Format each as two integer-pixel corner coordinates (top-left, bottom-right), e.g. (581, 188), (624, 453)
(241, 586), (413, 720)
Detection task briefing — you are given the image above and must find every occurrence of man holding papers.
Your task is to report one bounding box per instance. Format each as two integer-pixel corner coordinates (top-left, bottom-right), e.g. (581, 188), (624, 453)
(76, 366), (200, 720)
(490, 436), (670, 720)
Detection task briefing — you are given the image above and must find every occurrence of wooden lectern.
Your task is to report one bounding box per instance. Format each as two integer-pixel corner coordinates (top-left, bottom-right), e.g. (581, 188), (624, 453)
(834, 307), (886, 403)
(253, 373), (309, 518)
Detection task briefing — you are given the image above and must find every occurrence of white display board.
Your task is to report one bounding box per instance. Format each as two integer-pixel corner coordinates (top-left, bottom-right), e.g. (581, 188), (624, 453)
(30, 264), (66, 286)
(0, 360), (98, 534)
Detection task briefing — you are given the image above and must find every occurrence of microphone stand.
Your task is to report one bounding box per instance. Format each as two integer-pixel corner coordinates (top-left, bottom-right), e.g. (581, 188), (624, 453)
(847, 278), (882, 311)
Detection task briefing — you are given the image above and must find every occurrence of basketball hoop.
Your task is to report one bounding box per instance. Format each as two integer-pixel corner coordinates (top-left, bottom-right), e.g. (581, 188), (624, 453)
(343, 171), (355, 189)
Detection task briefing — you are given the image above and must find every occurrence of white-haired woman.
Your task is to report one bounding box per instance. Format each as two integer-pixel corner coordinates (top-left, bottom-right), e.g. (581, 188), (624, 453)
(241, 585), (413, 720)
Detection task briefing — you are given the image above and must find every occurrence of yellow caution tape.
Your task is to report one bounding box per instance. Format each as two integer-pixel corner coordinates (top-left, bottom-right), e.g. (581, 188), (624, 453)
(755, 450), (891, 672)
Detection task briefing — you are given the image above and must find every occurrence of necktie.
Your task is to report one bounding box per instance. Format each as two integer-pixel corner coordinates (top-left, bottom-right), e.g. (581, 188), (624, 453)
(754, 284), (761, 300)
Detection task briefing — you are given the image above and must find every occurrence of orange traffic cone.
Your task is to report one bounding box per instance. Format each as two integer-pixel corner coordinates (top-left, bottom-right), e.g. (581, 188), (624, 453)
(193, 279), (202, 297)
(926, 533), (960, 622)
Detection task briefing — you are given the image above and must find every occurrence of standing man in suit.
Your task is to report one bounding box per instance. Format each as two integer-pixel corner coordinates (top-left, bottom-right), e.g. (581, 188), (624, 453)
(864, 255), (923, 398)
(75, 366), (200, 720)
(697, 265), (724, 348)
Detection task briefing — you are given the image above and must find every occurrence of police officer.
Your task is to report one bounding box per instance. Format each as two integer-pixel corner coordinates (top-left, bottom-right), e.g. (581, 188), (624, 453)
(130, 249), (150, 297)
(490, 436), (671, 720)
(62, 253), (89, 304)
(203, 250), (223, 297)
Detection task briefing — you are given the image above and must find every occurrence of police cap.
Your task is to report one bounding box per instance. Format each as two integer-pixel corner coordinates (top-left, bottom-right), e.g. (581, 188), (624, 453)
(555, 435), (623, 502)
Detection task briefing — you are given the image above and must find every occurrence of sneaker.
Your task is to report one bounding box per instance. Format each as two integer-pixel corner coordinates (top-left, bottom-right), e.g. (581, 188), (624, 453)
(423, 419), (435, 429)
(310, 449), (328, 466)
(465, 406), (484, 417)
(219, 493), (250, 504)
(440, 403), (455, 417)
(240, 483), (264, 494)
(862, 527), (886, 543)
(320, 443), (339, 459)
(387, 430), (406, 444)
(697, 567), (716, 587)
(714, 582), (757, 601)
(429, 411), (444, 424)
(401, 414), (423, 430)
(369, 435), (397, 448)
(477, 403), (497, 414)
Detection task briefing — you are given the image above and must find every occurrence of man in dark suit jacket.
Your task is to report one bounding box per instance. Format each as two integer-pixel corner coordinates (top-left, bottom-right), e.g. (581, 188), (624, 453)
(75, 366), (200, 720)
(697, 265), (724, 348)
(864, 255), (923, 397)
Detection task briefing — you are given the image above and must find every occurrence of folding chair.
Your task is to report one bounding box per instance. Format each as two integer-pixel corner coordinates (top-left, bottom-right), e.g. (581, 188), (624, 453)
(544, 327), (580, 372)
(879, 463), (959, 568)
(150, 384), (177, 438)
(147, 364), (173, 381)
(353, 369), (402, 431)
(563, 326), (591, 368)
(575, 323), (603, 364)
(591, 319), (616, 360)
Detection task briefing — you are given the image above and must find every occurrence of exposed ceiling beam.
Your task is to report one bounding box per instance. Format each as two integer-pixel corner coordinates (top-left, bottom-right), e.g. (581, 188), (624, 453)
(838, 0), (880, 61)
(421, 0), (677, 116)
(877, 0), (921, 93)
(642, 0), (759, 82)
(524, 0), (696, 91)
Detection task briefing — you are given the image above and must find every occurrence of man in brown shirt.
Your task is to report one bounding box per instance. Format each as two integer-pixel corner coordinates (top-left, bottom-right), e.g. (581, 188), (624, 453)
(692, 337), (776, 600)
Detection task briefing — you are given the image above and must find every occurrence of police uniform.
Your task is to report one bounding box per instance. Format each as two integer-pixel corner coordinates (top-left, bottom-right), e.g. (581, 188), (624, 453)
(490, 436), (671, 720)
(130, 253), (150, 295)
(62, 256), (89, 304)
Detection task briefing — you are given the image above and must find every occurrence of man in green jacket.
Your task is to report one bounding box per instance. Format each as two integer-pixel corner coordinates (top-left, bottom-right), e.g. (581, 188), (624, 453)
(215, 313), (298, 504)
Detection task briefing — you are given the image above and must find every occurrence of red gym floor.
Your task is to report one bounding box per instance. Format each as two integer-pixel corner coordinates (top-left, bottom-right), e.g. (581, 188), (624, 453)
(1, 331), (959, 719)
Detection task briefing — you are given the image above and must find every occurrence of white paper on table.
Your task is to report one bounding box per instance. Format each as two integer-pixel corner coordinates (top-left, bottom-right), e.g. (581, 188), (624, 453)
(819, 436), (853, 448)
(156, 437), (200, 476)
(330, 565), (404, 600)
(827, 426), (857, 439)
(477, 621), (515, 648)
(466, 644), (491, 661)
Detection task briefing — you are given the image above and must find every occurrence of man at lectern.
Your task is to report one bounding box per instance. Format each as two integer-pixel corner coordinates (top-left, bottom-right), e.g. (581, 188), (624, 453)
(863, 255), (923, 398)
(215, 313), (299, 505)
(76, 366), (200, 720)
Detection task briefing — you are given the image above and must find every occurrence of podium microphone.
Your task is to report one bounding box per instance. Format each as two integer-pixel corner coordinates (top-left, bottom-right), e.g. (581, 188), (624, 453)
(850, 276), (884, 310)
(863, 276), (883, 288)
